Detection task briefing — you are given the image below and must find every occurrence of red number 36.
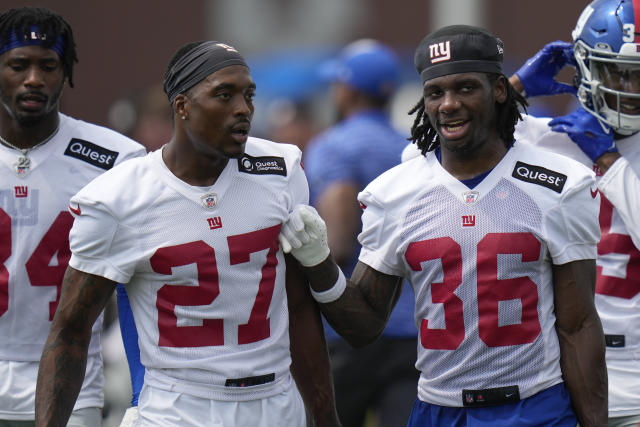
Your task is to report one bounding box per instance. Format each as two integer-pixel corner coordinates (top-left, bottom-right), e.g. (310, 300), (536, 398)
(405, 232), (542, 350)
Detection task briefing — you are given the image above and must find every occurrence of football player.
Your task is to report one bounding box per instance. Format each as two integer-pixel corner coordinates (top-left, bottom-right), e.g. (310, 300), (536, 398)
(35, 41), (340, 427)
(281, 25), (607, 426)
(0, 7), (146, 426)
(511, 0), (640, 425)
(304, 39), (418, 427)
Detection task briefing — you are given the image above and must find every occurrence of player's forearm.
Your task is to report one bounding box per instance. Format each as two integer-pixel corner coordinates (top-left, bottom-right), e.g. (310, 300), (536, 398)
(290, 337), (341, 427)
(280, 205), (398, 346)
(286, 255), (341, 426)
(301, 259), (394, 348)
(36, 268), (116, 426)
(289, 298), (340, 426)
(556, 315), (607, 427)
(35, 328), (90, 426)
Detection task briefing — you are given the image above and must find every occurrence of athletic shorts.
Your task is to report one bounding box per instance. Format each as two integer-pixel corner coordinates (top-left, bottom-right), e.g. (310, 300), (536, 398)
(407, 382), (577, 426)
(607, 358), (640, 418)
(0, 407), (101, 427)
(136, 379), (305, 426)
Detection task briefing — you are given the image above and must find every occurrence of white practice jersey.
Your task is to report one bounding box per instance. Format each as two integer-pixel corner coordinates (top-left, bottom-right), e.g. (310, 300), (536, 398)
(358, 141), (599, 407)
(68, 138), (308, 402)
(0, 113), (145, 418)
(516, 114), (640, 416)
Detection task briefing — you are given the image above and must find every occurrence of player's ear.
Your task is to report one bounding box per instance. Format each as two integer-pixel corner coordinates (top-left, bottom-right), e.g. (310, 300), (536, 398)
(173, 94), (189, 120)
(494, 75), (507, 104)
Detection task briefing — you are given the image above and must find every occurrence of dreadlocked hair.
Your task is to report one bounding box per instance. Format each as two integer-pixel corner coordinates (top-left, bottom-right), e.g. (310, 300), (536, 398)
(0, 7), (78, 87)
(408, 73), (528, 155)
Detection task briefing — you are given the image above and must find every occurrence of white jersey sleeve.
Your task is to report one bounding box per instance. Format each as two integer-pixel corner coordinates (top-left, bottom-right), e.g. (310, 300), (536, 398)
(598, 156), (640, 249)
(544, 170), (600, 264)
(515, 114), (592, 167)
(68, 197), (140, 283)
(284, 149), (309, 208)
(401, 143), (422, 162)
(358, 190), (406, 277)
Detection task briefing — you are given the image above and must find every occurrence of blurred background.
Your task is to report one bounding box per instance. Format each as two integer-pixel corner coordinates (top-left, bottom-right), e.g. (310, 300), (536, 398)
(2, 0), (587, 425)
(5, 0), (586, 143)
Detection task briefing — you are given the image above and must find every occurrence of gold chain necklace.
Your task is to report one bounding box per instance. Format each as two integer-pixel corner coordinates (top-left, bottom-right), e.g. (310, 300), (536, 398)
(0, 124), (60, 176)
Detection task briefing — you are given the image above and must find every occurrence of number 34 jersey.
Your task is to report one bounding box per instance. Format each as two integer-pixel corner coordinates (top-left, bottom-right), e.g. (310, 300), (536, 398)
(357, 142), (600, 407)
(68, 138), (308, 401)
(0, 113), (145, 416)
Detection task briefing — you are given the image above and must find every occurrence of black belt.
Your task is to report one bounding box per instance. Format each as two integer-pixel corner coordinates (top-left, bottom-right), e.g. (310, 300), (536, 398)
(462, 385), (520, 407)
(225, 373), (275, 387)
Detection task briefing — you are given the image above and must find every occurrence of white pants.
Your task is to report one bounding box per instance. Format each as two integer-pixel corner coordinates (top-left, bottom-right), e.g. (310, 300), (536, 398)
(137, 381), (305, 426)
(608, 414), (640, 427)
(0, 407), (101, 427)
(607, 358), (640, 421)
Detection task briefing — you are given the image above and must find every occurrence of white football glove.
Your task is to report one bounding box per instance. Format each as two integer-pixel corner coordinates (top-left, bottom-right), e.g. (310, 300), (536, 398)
(279, 204), (330, 267)
(118, 406), (139, 427)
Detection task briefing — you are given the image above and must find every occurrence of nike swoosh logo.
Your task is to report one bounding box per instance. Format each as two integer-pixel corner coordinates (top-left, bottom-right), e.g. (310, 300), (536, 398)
(68, 203), (81, 215)
(590, 187), (599, 198)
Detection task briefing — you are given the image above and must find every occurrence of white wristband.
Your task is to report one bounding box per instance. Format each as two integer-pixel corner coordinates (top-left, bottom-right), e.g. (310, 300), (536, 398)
(310, 268), (346, 303)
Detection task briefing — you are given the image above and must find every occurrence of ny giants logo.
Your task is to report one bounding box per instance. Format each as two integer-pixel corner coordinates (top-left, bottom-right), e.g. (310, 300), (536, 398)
(429, 40), (451, 63)
(207, 217), (222, 230)
(14, 186), (28, 198)
(462, 215), (476, 227)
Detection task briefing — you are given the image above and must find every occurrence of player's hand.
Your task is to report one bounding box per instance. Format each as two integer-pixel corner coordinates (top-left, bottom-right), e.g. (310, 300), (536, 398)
(279, 205), (330, 267)
(118, 406), (139, 427)
(548, 107), (618, 162)
(514, 41), (577, 97)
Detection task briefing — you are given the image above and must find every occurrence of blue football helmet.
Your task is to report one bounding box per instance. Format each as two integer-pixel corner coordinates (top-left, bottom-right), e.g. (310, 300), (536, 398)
(572, 0), (640, 134)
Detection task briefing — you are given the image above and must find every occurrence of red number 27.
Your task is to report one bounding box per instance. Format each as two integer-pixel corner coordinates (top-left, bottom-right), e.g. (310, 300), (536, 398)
(150, 225), (281, 348)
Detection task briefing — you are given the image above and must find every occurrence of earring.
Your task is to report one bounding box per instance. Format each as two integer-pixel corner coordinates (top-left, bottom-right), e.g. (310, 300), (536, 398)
(181, 115), (186, 120)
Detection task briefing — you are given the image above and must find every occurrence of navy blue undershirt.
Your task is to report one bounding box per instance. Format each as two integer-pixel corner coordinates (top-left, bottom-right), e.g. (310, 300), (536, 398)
(434, 147), (493, 189)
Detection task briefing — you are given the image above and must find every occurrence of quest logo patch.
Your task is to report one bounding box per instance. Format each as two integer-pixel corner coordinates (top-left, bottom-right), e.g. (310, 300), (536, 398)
(238, 154), (287, 176)
(64, 138), (119, 170)
(511, 161), (566, 193)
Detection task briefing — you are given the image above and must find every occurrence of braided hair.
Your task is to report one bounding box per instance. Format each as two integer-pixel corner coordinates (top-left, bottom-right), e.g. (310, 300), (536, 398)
(0, 7), (78, 87)
(408, 73), (528, 155)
